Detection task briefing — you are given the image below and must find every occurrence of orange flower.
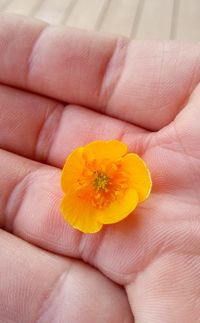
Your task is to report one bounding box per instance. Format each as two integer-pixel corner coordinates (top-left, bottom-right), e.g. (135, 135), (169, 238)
(60, 140), (152, 233)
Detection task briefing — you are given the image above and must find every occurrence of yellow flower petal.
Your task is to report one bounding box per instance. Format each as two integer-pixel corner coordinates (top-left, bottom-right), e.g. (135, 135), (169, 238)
(121, 153), (152, 202)
(61, 147), (84, 193)
(61, 194), (103, 234)
(96, 188), (138, 224)
(60, 140), (152, 233)
(83, 140), (127, 161)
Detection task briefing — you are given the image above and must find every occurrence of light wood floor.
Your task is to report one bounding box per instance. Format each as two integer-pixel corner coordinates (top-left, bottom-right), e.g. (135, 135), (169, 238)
(0, 0), (200, 40)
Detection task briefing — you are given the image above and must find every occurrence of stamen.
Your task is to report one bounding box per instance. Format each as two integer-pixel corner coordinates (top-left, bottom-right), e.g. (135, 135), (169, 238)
(76, 160), (129, 209)
(94, 172), (109, 190)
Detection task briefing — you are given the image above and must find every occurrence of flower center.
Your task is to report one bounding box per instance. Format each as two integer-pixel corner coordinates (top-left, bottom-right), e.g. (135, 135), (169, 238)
(94, 172), (109, 190)
(76, 159), (129, 209)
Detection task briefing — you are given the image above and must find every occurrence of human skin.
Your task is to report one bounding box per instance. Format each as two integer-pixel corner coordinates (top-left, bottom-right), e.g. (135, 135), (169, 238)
(0, 13), (200, 323)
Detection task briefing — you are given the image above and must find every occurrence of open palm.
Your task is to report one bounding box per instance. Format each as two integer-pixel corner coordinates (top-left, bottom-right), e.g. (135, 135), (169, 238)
(0, 14), (200, 323)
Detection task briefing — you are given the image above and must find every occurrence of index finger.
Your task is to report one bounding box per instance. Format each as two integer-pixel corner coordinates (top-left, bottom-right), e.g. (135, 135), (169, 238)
(1, 14), (200, 130)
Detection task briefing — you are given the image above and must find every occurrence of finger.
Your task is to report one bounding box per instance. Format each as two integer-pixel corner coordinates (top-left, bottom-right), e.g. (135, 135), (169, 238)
(0, 84), (148, 168)
(2, 149), (199, 287)
(0, 84), (63, 163)
(0, 230), (133, 323)
(1, 15), (200, 130)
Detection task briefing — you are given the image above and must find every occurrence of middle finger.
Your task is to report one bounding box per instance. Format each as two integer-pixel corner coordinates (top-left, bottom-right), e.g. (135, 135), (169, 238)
(0, 84), (149, 168)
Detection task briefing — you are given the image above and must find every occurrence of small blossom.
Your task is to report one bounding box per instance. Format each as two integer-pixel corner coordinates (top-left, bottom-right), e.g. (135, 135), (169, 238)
(60, 140), (152, 233)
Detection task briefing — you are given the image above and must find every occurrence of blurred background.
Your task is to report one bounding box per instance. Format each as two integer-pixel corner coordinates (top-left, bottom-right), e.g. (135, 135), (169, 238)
(0, 0), (200, 40)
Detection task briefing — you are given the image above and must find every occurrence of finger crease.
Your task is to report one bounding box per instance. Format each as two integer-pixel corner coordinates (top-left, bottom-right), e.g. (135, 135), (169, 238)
(98, 37), (128, 113)
(34, 102), (65, 164)
(4, 167), (41, 232)
(26, 23), (49, 87)
(36, 262), (74, 323)
(78, 226), (107, 266)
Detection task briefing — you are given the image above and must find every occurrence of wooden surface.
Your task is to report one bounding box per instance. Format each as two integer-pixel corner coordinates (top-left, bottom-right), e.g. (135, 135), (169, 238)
(0, 0), (200, 40)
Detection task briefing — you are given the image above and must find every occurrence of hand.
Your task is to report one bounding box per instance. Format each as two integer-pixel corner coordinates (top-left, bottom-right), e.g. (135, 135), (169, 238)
(0, 14), (200, 323)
